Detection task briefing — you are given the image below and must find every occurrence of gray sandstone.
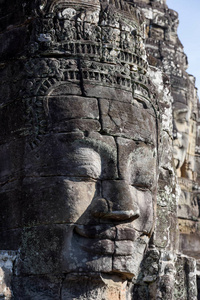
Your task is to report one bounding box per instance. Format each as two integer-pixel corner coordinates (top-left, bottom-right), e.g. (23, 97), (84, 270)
(0, 0), (200, 299)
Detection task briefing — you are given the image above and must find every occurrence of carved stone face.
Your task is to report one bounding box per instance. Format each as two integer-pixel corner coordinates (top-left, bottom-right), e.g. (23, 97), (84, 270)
(17, 90), (158, 279)
(173, 104), (190, 169)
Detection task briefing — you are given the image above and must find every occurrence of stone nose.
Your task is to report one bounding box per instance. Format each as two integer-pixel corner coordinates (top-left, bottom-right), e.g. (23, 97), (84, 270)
(91, 180), (140, 221)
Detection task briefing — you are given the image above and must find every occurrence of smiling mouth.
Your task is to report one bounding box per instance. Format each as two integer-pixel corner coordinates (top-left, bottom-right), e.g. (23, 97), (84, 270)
(74, 224), (140, 256)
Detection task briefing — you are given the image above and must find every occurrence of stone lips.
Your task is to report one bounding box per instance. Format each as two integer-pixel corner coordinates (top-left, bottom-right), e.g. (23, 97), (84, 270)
(74, 223), (142, 256)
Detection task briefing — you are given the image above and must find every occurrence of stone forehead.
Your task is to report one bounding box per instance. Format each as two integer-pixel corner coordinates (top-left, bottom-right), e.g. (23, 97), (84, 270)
(44, 94), (157, 144)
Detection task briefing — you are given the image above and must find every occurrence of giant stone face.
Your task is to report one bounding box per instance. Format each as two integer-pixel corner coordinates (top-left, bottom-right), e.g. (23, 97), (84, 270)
(0, 0), (159, 288)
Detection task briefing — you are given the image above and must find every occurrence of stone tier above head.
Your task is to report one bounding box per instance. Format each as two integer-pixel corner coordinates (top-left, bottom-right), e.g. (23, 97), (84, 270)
(32, 0), (148, 88)
(44, 0), (144, 22)
(34, 2), (146, 54)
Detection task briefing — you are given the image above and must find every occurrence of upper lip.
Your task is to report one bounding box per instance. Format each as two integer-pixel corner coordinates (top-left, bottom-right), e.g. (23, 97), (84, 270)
(74, 224), (139, 241)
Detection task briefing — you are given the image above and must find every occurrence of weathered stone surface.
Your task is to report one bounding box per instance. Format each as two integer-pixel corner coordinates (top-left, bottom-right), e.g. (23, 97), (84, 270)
(47, 96), (99, 129)
(1, 0), (200, 299)
(117, 137), (157, 190)
(132, 1), (200, 298)
(12, 275), (61, 300)
(21, 177), (100, 226)
(61, 274), (129, 300)
(174, 255), (197, 300)
(136, 1), (199, 249)
(99, 98), (157, 143)
(0, 140), (25, 183)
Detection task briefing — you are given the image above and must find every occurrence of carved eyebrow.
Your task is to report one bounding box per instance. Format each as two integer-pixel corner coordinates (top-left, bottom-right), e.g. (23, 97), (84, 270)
(71, 139), (118, 179)
(72, 148), (102, 178)
(79, 138), (117, 160)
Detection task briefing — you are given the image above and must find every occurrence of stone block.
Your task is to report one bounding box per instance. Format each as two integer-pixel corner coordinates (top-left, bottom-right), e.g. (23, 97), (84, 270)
(113, 237), (147, 278)
(47, 95), (99, 131)
(99, 99), (157, 144)
(84, 84), (133, 102)
(179, 233), (200, 259)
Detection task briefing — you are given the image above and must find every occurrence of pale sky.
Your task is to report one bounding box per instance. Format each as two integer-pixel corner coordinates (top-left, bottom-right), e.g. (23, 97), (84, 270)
(167, 0), (200, 96)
